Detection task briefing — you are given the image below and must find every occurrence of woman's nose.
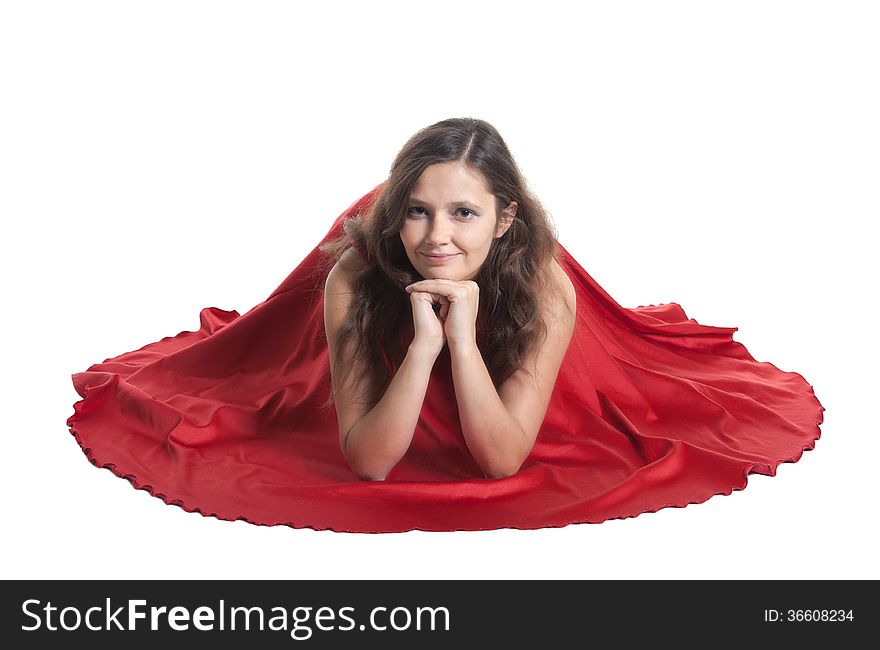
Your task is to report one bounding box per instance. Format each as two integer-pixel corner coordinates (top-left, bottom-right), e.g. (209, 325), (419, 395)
(425, 217), (451, 244)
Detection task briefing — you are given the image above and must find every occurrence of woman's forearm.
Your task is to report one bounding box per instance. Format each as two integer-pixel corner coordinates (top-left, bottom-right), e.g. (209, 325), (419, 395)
(448, 340), (529, 479)
(343, 343), (440, 481)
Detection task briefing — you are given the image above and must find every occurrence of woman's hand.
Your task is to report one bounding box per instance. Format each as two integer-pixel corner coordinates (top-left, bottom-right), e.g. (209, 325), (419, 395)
(407, 285), (448, 355)
(406, 279), (480, 350)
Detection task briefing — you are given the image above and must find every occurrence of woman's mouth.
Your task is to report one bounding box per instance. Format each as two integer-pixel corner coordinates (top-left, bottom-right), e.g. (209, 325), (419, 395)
(421, 252), (459, 264)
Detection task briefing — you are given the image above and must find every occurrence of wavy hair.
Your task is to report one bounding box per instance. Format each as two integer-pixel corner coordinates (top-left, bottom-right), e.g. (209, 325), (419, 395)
(318, 117), (564, 409)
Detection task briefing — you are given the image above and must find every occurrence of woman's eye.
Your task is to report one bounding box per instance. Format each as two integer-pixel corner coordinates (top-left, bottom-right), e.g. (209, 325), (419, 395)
(406, 206), (476, 219)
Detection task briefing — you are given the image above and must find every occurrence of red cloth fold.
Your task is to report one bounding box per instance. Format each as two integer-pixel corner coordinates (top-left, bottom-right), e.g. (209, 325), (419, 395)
(67, 182), (825, 533)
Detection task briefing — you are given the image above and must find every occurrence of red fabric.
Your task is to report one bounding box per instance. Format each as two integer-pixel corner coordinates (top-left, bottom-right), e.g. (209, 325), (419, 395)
(67, 182), (825, 533)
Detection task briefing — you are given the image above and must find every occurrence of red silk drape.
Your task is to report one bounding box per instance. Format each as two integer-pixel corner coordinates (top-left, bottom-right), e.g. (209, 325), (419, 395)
(67, 183), (825, 533)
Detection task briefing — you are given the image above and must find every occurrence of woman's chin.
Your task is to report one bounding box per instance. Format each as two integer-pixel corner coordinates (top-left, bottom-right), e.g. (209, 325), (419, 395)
(415, 261), (476, 281)
(424, 271), (462, 281)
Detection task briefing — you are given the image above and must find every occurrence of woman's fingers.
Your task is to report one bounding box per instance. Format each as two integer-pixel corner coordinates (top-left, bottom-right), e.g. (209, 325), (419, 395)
(410, 291), (448, 320)
(413, 290), (449, 308)
(406, 280), (478, 347)
(423, 294), (450, 321)
(424, 296), (450, 321)
(405, 279), (478, 299)
(409, 291), (446, 345)
(405, 282), (456, 301)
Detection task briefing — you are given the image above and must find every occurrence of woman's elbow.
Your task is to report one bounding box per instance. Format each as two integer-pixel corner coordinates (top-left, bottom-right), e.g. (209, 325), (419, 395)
(354, 469), (388, 482)
(343, 448), (391, 481)
(480, 431), (532, 479)
(482, 459), (524, 480)
(344, 456), (389, 482)
(340, 428), (390, 481)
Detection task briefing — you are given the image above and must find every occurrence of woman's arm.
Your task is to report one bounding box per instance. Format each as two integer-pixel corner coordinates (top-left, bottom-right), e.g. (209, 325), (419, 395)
(324, 249), (442, 481)
(341, 343), (439, 481)
(447, 341), (527, 478)
(448, 262), (576, 478)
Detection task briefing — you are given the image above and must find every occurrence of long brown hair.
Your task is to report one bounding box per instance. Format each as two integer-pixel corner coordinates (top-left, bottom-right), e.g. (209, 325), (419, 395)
(318, 117), (564, 409)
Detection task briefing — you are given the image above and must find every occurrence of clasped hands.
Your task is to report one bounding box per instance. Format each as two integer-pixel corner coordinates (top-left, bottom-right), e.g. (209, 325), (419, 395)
(405, 279), (479, 351)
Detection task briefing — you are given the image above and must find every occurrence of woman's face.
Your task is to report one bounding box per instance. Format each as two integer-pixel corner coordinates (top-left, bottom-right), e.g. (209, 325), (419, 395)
(399, 161), (516, 281)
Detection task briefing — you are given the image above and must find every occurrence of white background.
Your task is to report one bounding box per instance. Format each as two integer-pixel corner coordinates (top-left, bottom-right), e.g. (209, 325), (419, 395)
(1, 1), (877, 579)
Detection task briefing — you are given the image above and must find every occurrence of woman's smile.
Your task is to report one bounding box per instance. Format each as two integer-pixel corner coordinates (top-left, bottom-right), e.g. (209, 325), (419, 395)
(421, 252), (460, 264)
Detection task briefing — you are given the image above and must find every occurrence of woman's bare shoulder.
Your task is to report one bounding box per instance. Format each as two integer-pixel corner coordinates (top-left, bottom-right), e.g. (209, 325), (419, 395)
(326, 247), (368, 290)
(547, 257), (577, 317)
(324, 249), (368, 347)
(341, 245), (369, 271)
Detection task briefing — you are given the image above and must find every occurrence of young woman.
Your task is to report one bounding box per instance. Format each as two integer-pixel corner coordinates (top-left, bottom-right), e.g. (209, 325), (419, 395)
(321, 118), (576, 481)
(68, 116), (824, 533)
